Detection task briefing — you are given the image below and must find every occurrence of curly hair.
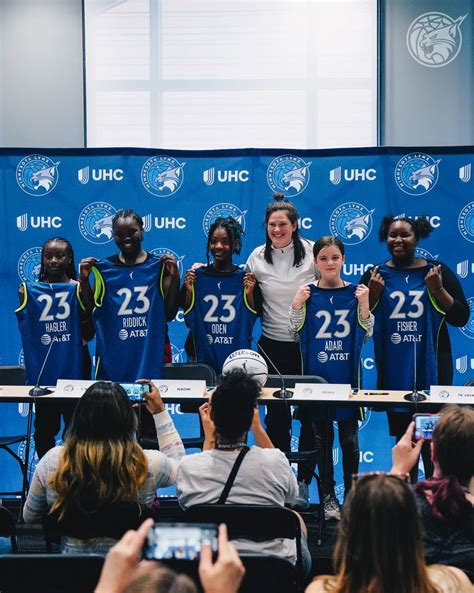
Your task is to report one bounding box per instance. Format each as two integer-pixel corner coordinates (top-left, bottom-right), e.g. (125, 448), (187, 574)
(206, 216), (244, 264)
(378, 215), (433, 242)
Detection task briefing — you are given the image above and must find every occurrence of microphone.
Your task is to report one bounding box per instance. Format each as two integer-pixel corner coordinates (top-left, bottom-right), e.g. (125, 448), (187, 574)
(253, 338), (293, 399)
(29, 337), (55, 396)
(404, 340), (426, 402)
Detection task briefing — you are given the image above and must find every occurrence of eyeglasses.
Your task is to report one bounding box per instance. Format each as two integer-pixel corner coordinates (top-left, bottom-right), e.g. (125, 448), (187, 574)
(351, 471), (411, 484)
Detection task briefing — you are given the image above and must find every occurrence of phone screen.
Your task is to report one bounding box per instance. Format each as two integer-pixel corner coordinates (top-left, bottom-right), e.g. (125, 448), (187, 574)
(414, 414), (440, 440)
(143, 523), (218, 561)
(120, 382), (150, 403)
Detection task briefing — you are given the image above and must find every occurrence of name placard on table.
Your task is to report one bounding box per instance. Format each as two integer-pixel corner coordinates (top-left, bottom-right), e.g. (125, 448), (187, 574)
(55, 379), (207, 399)
(292, 383), (352, 401)
(429, 385), (474, 404)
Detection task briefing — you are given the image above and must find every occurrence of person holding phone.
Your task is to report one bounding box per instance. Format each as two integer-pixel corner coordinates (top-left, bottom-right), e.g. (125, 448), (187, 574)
(23, 381), (185, 553)
(79, 209), (180, 381)
(16, 237), (94, 458)
(306, 473), (471, 593)
(93, 520), (245, 593)
(361, 215), (469, 481)
(289, 236), (373, 518)
(392, 406), (474, 582)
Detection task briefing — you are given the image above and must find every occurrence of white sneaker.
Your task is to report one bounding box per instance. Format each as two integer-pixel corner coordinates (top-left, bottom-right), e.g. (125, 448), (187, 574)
(323, 494), (341, 521)
(291, 481), (310, 510)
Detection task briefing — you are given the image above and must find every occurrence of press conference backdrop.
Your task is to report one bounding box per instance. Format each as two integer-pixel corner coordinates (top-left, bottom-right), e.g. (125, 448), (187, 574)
(1, 146), (473, 500)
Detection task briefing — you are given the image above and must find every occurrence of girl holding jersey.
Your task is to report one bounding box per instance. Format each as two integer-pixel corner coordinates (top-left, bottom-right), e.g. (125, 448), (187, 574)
(289, 236), (373, 516)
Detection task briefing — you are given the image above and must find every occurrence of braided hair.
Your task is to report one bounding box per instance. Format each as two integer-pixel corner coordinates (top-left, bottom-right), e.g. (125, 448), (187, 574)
(112, 209), (144, 231)
(39, 237), (76, 281)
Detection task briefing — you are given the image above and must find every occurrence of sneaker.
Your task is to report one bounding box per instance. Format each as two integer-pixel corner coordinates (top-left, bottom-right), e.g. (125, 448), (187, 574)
(323, 494), (341, 521)
(291, 481), (310, 510)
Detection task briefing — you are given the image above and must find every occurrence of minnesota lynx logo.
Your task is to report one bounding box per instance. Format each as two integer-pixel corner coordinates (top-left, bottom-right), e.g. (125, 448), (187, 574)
(459, 297), (474, 340)
(395, 153), (440, 195)
(202, 203), (247, 236)
(407, 12), (467, 67)
(171, 344), (185, 363)
(458, 202), (474, 243)
(149, 247), (185, 277)
(16, 154), (60, 196)
(330, 203), (374, 245)
(329, 202), (374, 245)
(267, 155), (311, 196)
(415, 247), (439, 261)
(17, 247), (42, 281)
(78, 202), (117, 244)
(141, 156), (186, 196)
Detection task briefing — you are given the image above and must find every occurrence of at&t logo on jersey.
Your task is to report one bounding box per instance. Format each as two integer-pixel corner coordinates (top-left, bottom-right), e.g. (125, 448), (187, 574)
(394, 153), (440, 195)
(203, 168), (250, 185)
(16, 154), (60, 196)
(329, 166), (376, 185)
(329, 203), (374, 245)
(16, 213), (62, 231)
(406, 13), (467, 68)
(78, 202), (117, 244)
(202, 203), (247, 236)
(149, 247), (185, 277)
(458, 202), (474, 243)
(141, 156), (185, 197)
(267, 154), (311, 196)
(17, 247), (42, 281)
(457, 260), (474, 278)
(459, 297), (474, 340)
(77, 166), (124, 184)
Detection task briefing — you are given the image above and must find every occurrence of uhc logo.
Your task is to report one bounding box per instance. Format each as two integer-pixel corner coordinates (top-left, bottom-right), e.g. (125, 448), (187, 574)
(455, 355), (474, 374)
(16, 213), (62, 231)
(459, 164), (471, 183)
(329, 166), (377, 185)
(142, 214), (187, 231)
(78, 167), (124, 184)
(457, 260), (474, 278)
(203, 168), (250, 186)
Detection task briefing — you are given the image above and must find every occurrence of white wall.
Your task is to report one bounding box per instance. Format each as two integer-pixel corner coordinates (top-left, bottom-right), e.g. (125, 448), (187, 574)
(0, 0), (84, 147)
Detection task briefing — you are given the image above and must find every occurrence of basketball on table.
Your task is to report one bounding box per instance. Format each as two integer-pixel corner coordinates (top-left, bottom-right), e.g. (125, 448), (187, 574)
(222, 349), (268, 387)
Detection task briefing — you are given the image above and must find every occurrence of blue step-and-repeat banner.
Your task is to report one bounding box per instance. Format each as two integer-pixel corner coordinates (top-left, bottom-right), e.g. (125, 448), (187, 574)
(0, 146), (473, 500)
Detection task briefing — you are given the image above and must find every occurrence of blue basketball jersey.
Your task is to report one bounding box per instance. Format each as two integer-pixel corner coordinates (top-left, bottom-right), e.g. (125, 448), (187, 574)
(372, 264), (445, 391)
(184, 267), (257, 373)
(297, 284), (367, 420)
(16, 281), (85, 385)
(92, 256), (166, 381)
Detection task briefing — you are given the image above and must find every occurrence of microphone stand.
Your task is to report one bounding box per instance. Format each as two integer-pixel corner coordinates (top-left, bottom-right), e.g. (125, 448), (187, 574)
(254, 339), (293, 399)
(404, 340), (426, 402)
(29, 338), (55, 397)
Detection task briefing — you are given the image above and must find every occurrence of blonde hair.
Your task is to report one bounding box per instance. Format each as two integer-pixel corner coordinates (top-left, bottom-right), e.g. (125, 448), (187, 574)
(49, 382), (148, 519)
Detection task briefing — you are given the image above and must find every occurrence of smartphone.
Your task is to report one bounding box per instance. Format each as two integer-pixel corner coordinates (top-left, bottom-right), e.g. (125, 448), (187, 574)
(143, 523), (218, 561)
(119, 382), (150, 403)
(413, 413), (440, 440)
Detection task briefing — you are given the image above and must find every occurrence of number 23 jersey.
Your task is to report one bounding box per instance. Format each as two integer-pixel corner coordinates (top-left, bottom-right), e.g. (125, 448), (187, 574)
(184, 267), (257, 373)
(92, 256), (166, 381)
(16, 281), (85, 385)
(372, 264), (445, 391)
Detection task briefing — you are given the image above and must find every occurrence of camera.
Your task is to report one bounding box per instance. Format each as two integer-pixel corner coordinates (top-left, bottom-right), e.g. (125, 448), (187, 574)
(413, 413), (440, 440)
(143, 523), (218, 561)
(119, 382), (150, 403)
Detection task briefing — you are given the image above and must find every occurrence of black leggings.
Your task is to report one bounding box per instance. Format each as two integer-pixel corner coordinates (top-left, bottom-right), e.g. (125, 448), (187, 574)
(258, 335), (301, 451)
